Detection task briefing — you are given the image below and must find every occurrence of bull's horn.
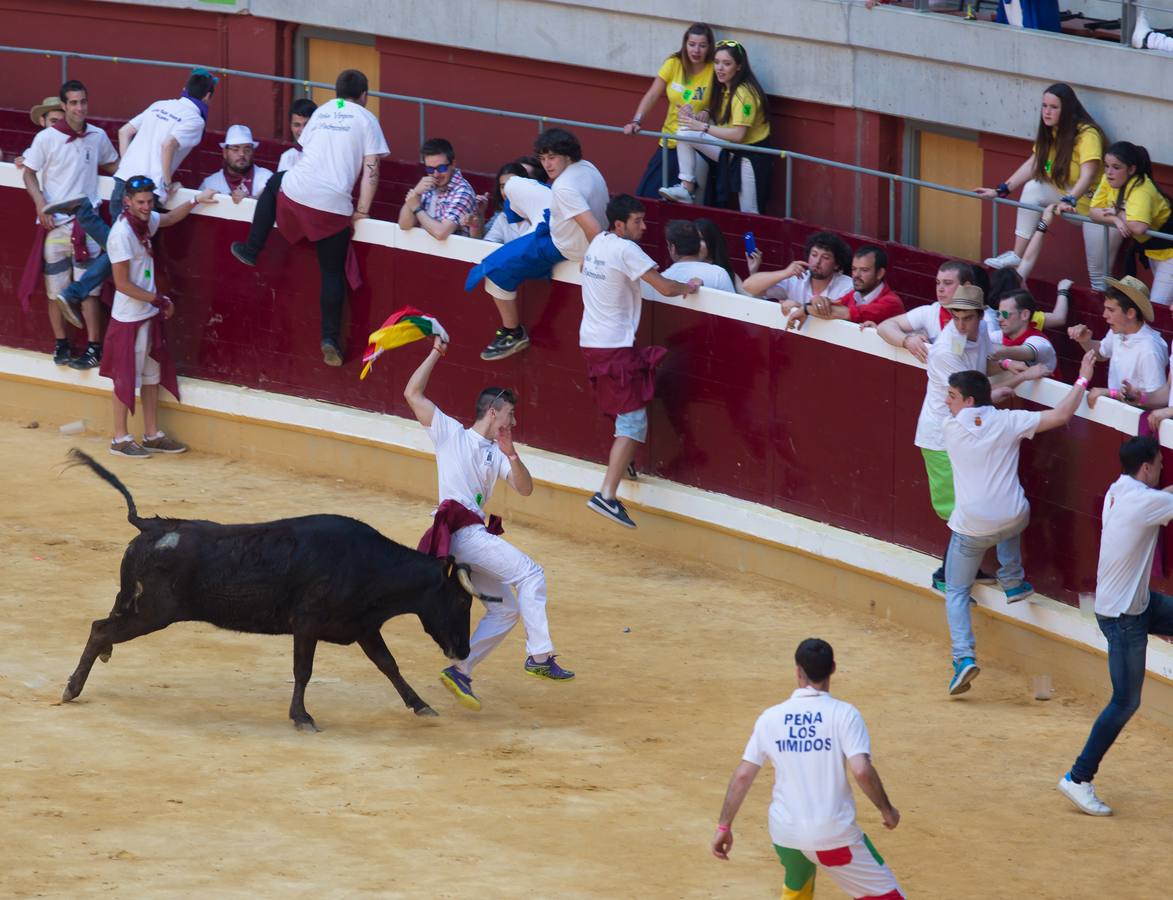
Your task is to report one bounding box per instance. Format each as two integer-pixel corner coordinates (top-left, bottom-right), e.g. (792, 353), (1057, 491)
(456, 567), (477, 597)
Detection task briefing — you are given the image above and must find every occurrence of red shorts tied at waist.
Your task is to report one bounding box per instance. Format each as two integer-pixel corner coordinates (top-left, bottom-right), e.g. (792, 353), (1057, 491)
(418, 498), (504, 558)
(98, 316), (180, 414)
(581, 345), (667, 417)
(276, 192), (362, 291)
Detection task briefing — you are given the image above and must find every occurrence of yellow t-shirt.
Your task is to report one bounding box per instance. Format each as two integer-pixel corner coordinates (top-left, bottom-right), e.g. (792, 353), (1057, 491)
(1091, 174), (1173, 261)
(718, 83), (770, 146)
(1032, 124), (1102, 213)
(656, 57), (714, 149)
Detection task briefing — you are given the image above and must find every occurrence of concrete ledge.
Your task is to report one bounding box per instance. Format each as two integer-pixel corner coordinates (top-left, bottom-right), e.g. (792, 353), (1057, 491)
(3, 345), (1170, 730)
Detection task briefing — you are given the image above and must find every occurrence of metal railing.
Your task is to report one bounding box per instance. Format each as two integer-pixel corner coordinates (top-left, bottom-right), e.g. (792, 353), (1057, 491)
(4, 43), (1172, 263)
(908, 0), (1173, 45)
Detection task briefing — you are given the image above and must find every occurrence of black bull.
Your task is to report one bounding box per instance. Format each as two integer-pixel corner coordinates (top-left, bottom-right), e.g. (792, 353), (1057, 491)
(62, 450), (499, 730)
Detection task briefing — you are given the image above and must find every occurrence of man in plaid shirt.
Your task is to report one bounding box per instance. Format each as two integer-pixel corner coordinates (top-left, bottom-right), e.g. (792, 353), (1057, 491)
(399, 137), (482, 240)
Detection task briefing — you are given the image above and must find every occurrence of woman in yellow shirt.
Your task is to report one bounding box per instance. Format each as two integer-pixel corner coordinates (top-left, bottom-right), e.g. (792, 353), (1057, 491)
(976, 83), (1108, 287)
(659, 40), (772, 214)
(624, 23), (715, 199)
(1089, 141), (1173, 306)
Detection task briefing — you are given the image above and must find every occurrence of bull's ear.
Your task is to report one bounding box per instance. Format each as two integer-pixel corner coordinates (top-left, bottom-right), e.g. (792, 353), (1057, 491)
(444, 555), (456, 579)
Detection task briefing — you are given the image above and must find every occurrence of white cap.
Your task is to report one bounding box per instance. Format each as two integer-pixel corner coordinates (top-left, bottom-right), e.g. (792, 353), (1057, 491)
(219, 124), (259, 149)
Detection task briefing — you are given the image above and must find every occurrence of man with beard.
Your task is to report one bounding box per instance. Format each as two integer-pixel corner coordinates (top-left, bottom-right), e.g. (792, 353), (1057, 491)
(199, 124), (273, 203)
(781, 245), (905, 328)
(742, 231), (854, 307)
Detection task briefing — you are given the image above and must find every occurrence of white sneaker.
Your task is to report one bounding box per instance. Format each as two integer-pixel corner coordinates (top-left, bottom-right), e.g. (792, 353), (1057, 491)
(658, 183), (694, 204)
(1057, 773), (1112, 816)
(984, 250), (1022, 269)
(1131, 10), (1152, 49)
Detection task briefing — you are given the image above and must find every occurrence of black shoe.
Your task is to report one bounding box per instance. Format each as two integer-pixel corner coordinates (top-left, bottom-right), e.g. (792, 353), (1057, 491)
(230, 241), (257, 267)
(480, 326), (530, 361)
(625, 462), (639, 479)
(931, 566), (946, 592)
(52, 292), (84, 329)
(587, 492), (637, 529)
(52, 340), (73, 366)
(41, 195), (87, 218)
(974, 569), (998, 585)
(69, 343), (102, 370)
(320, 339), (343, 367)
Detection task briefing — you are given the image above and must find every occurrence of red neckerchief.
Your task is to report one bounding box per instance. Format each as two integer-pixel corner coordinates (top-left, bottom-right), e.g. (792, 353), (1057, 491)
(51, 118), (85, 143)
(122, 210), (153, 254)
(1001, 324), (1045, 347)
(222, 164), (254, 195)
(937, 304), (951, 329)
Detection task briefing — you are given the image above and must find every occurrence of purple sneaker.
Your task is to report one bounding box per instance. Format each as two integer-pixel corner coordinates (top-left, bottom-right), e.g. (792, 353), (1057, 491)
(439, 665), (481, 711)
(524, 654), (575, 681)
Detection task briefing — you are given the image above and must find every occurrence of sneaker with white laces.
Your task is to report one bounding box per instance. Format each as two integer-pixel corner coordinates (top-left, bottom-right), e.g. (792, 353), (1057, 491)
(587, 492), (636, 528)
(948, 657), (980, 696)
(1057, 773), (1112, 816)
(141, 433), (188, 454)
(658, 183), (695, 204)
(1131, 10), (1153, 49)
(110, 438), (151, 459)
(983, 250), (1022, 270)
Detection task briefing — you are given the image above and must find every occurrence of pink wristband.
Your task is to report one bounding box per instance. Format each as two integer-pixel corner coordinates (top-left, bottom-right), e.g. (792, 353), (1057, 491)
(1075, 377), (1089, 389)
(716, 824), (730, 833)
(999, 359), (1011, 370)
(1140, 391), (1148, 404)
(1109, 388), (1119, 400)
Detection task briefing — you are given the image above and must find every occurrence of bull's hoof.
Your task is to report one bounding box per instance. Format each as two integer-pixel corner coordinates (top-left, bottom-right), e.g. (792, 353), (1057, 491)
(61, 686), (77, 703)
(414, 705), (439, 717)
(99, 646), (113, 663)
(293, 718), (321, 733)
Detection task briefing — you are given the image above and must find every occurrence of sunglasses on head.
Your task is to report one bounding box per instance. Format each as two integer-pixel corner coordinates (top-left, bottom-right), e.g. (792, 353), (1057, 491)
(716, 39), (742, 49)
(125, 175), (156, 192)
(424, 163), (452, 175)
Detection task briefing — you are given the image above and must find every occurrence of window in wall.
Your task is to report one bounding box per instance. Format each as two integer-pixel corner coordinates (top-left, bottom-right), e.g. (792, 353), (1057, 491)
(296, 27), (380, 117)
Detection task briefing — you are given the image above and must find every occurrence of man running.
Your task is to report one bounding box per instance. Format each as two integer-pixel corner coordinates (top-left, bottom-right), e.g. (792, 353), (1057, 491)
(712, 638), (903, 899)
(404, 337), (573, 711)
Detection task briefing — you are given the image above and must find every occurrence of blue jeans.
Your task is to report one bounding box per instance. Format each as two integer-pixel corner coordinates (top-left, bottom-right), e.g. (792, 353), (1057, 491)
(944, 522), (1027, 659)
(61, 197), (113, 302)
(1070, 592), (1173, 782)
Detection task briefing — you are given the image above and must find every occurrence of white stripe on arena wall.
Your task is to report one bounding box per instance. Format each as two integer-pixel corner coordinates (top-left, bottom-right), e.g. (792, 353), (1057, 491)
(2, 344), (1171, 682)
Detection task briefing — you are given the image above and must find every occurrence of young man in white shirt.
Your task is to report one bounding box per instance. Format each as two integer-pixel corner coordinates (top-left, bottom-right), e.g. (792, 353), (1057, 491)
(988, 289), (1058, 375)
(783, 245), (906, 329)
(403, 338), (573, 712)
(276, 99), (317, 173)
(876, 260), (974, 363)
(580, 195), (701, 528)
(114, 68), (217, 211)
(465, 128), (608, 361)
(941, 351), (1095, 695)
(1058, 435), (1173, 816)
(97, 175), (216, 457)
(741, 231), (853, 306)
(398, 137), (479, 241)
(19, 80), (118, 368)
(198, 124), (273, 203)
(711, 638), (904, 899)
(649, 219), (735, 293)
(231, 69), (389, 366)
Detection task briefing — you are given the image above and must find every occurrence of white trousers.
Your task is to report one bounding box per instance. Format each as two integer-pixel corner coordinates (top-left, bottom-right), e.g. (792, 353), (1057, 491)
(1150, 256), (1173, 306)
(1016, 178), (1122, 291)
(449, 525), (553, 674)
(675, 131), (758, 213)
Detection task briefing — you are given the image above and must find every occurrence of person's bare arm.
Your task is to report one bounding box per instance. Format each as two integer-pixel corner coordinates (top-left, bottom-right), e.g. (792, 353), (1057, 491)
(99, 161), (119, 176)
(574, 210), (601, 245)
(354, 153), (381, 221)
(1042, 281), (1071, 329)
(975, 155), (1035, 197)
(496, 426), (533, 497)
(642, 270), (702, 298)
(417, 211), (460, 241)
(624, 77), (667, 134)
(742, 261), (807, 299)
(1067, 323), (1104, 360)
(21, 166), (53, 228)
(848, 754), (899, 830)
(158, 189), (217, 228)
(112, 259), (156, 304)
(159, 136), (180, 190)
(877, 313), (930, 363)
(403, 337), (446, 427)
(1068, 159), (1100, 203)
(117, 121), (138, 158)
(1035, 351), (1096, 431)
(710, 760), (761, 861)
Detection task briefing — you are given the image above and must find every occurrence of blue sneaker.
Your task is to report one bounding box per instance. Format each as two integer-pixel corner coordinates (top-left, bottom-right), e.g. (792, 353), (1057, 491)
(524, 655), (575, 681)
(948, 657), (980, 696)
(1004, 582), (1035, 604)
(439, 666), (481, 711)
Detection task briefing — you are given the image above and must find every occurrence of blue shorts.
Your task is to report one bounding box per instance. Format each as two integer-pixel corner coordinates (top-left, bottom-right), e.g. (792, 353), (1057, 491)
(615, 407), (649, 442)
(464, 213), (564, 298)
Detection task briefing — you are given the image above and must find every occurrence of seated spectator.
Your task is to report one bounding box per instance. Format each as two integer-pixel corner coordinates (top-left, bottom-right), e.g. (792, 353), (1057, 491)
(399, 137), (479, 241)
(694, 217), (760, 294)
(277, 98), (318, 173)
(976, 84), (1107, 289)
(1068, 276), (1167, 408)
(1088, 142), (1173, 308)
(650, 219), (735, 293)
(467, 161), (552, 244)
(198, 124), (274, 203)
(658, 40), (772, 214)
(1132, 9), (1173, 55)
(742, 231), (853, 305)
(623, 22), (715, 199)
(784, 245), (905, 327)
(989, 289), (1058, 374)
(876, 260), (976, 362)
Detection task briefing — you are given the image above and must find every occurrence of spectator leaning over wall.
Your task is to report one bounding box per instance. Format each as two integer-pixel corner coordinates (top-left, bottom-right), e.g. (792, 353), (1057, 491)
(230, 69), (389, 367)
(18, 81), (117, 369)
(659, 39), (772, 214)
(198, 124), (273, 203)
(399, 137), (480, 241)
(465, 127), (608, 361)
(624, 22), (715, 200)
(277, 98), (318, 173)
(742, 231), (853, 306)
(465, 161), (552, 244)
(976, 84), (1107, 289)
(783, 245), (905, 329)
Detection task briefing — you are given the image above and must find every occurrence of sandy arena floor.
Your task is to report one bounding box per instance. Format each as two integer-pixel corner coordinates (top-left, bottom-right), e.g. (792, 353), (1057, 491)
(1, 420), (1170, 898)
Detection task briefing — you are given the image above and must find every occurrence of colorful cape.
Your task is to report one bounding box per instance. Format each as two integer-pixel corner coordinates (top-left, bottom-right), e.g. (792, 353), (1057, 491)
(360, 306), (450, 380)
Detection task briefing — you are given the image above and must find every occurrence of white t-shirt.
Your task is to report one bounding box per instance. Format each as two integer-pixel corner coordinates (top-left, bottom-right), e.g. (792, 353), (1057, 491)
(914, 322), (991, 452)
(657, 260), (735, 294)
(107, 212), (161, 324)
(279, 99), (389, 216)
(425, 407), (513, 517)
(742, 687), (871, 851)
(904, 301), (946, 342)
(198, 164), (274, 198)
(501, 176), (552, 237)
(22, 124), (118, 226)
(943, 406), (1042, 536)
(277, 146), (302, 173)
(580, 232), (657, 349)
(991, 330), (1058, 373)
(115, 97), (207, 198)
(765, 270), (853, 304)
(983, 306), (1001, 340)
(549, 160), (608, 261)
(1095, 474), (1173, 617)
(483, 212), (528, 244)
(1099, 325), (1168, 393)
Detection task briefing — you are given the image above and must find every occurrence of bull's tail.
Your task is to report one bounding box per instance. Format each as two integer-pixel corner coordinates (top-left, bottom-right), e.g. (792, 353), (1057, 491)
(67, 448), (145, 529)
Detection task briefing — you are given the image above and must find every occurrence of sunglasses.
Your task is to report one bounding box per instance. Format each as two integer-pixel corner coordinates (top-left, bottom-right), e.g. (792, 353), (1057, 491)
(997, 310), (1024, 319)
(424, 163), (452, 175)
(716, 39), (742, 49)
(125, 175), (157, 192)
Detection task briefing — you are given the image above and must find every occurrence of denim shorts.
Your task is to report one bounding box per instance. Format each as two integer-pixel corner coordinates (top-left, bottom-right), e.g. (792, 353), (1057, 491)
(615, 407), (648, 442)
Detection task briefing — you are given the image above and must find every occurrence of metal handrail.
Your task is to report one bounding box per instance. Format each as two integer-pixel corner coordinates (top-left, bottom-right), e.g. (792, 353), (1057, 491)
(5, 43), (1173, 262)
